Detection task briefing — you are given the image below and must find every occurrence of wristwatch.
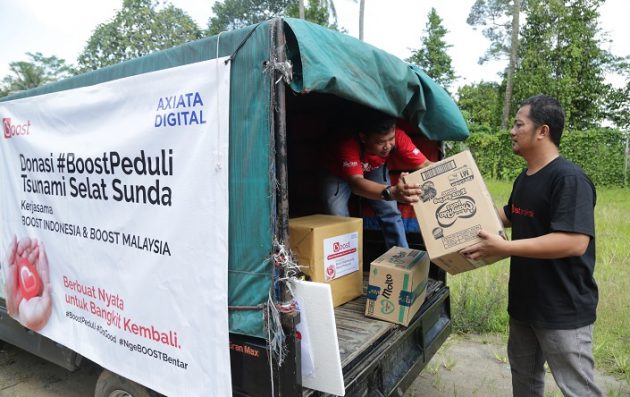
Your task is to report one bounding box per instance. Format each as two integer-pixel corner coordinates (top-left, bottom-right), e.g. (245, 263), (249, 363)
(381, 185), (394, 201)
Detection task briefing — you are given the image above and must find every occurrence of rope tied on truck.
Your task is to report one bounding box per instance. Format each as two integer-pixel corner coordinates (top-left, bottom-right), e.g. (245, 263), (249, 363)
(267, 241), (300, 361)
(225, 242), (300, 395)
(223, 22), (262, 65)
(263, 59), (293, 85)
(263, 241), (299, 395)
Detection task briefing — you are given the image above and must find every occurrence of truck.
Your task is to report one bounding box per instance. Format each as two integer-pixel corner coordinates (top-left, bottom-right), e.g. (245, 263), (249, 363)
(0, 17), (468, 396)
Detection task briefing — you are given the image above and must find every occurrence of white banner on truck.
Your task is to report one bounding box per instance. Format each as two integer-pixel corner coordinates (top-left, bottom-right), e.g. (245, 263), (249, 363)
(0, 58), (231, 396)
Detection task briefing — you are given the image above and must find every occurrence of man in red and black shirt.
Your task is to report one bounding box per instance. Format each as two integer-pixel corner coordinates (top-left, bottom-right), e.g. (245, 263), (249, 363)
(322, 113), (432, 248)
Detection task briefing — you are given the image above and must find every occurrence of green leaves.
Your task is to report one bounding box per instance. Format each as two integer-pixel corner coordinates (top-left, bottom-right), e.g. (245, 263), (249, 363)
(285, 0), (340, 31)
(208, 0), (340, 36)
(467, 0), (517, 64)
(1, 52), (76, 97)
(77, 0), (202, 72)
(461, 0), (628, 132)
(451, 128), (628, 186)
(207, 0), (292, 35)
(512, 0), (613, 129)
(406, 8), (456, 91)
(457, 82), (503, 129)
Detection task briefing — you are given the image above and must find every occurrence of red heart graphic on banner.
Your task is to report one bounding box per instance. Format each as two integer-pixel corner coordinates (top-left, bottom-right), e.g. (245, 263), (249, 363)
(19, 258), (42, 300)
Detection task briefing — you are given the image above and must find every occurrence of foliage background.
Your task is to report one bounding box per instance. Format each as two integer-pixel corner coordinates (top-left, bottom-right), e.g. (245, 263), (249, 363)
(447, 129), (629, 186)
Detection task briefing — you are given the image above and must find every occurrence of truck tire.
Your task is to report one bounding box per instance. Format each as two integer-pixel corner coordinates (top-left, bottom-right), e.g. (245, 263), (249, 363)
(94, 369), (159, 397)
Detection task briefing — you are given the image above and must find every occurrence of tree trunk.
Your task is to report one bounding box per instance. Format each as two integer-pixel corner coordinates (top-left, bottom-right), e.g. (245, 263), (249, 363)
(299, 0), (305, 19)
(501, 0), (521, 129)
(359, 0), (365, 41)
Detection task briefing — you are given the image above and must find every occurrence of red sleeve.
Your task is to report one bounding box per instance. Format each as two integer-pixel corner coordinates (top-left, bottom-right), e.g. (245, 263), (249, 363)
(393, 128), (427, 168)
(336, 137), (364, 177)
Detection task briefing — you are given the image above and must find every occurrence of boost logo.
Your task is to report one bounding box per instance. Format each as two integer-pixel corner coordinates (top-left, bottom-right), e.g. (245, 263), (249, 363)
(333, 241), (351, 253)
(3, 117), (32, 139)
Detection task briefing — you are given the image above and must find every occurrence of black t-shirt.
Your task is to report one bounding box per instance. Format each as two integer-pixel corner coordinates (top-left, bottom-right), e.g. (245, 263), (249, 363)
(504, 157), (598, 329)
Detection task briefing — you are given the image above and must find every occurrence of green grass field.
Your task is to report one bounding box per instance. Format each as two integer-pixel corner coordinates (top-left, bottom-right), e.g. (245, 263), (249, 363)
(448, 180), (630, 383)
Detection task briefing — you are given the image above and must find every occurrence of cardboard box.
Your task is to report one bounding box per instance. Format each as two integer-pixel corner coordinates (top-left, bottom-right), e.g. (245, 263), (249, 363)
(365, 247), (430, 326)
(288, 215), (363, 307)
(405, 150), (506, 275)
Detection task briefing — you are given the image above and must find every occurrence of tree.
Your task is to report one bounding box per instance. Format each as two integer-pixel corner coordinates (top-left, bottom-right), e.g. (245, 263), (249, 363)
(406, 8), (456, 90)
(1, 52), (75, 97)
(511, 0), (612, 129)
(285, 0), (339, 29)
(604, 66), (630, 130)
(501, 0), (521, 129)
(317, 0), (338, 26)
(207, 0), (291, 35)
(467, 0), (522, 64)
(77, 0), (202, 72)
(358, 0), (365, 41)
(208, 0), (339, 34)
(299, 0), (305, 18)
(456, 82), (503, 132)
(467, 0), (522, 129)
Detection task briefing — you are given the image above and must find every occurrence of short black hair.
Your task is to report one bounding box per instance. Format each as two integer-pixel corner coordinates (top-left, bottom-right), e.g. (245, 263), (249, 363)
(520, 95), (565, 147)
(359, 111), (396, 136)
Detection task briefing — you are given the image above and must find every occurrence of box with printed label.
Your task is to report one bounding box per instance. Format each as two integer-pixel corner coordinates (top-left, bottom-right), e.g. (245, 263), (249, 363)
(288, 215), (363, 307)
(365, 247), (430, 326)
(405, 150), (506, 275)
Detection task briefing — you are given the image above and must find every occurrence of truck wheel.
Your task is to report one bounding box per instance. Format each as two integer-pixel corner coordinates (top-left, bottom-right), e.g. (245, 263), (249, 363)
(94, 369), (158, 397)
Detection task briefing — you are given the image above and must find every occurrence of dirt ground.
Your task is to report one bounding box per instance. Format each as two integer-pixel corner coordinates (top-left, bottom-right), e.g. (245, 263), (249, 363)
(406, 334), (630, 397)
(0, 334), (628, 397)
(0, 341), (100, 397)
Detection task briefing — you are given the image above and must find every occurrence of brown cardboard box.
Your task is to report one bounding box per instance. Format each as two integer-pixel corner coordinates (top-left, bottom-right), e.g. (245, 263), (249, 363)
(405, 150), (506, 275)
(365, 247), (430, 326)
(288, 215), (363, 307)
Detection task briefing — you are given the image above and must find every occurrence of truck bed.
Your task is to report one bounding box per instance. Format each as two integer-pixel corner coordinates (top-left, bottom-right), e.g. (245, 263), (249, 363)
(304, 278), (450, 396)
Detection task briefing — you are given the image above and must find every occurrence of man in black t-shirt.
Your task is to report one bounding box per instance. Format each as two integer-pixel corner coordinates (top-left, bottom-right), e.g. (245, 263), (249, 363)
(461, 95), (601, 397)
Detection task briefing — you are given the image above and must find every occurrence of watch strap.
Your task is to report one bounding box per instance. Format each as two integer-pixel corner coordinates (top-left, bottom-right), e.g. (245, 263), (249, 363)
(381, 186), (394, 201)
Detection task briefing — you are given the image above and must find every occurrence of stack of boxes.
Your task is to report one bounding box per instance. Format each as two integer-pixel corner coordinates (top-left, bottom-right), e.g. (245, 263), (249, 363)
(288, 149), (505, 325)
(289, 215), (430, 326)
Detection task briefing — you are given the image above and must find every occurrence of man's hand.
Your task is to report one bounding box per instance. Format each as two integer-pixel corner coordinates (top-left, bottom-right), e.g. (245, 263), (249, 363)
(460, 230), (508, 260)
(392, 172), (422, 203)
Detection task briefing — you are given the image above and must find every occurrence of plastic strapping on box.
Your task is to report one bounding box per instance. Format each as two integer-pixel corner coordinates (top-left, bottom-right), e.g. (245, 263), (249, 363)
(366, 284), (381, 300)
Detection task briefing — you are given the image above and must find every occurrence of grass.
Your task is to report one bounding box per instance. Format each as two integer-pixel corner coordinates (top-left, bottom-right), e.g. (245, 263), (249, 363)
(449, 179), (511, 335)
(591, 187), (630, 382)
(448, 180), (630, 384)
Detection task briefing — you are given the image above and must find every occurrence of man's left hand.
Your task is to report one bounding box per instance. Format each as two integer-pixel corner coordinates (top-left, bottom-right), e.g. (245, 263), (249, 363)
(393, 172), (422, 203)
